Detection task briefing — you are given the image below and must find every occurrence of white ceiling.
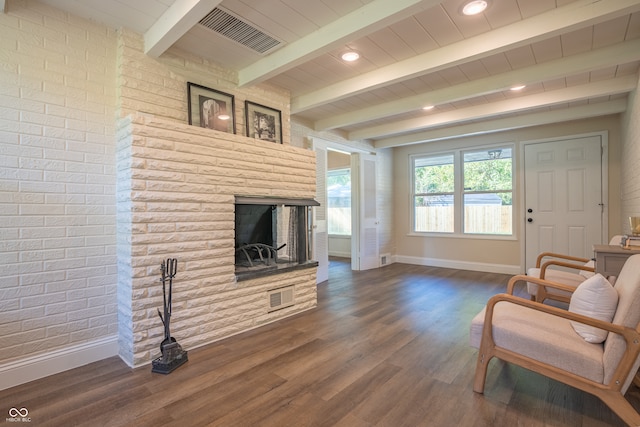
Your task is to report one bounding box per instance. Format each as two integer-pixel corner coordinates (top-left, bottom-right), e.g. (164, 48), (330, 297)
(35, 0), (640, 148)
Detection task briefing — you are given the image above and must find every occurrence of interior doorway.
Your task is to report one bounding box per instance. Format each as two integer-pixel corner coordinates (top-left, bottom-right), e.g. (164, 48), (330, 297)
(327, 149), (352, 260)
(312, 138), (378, 283)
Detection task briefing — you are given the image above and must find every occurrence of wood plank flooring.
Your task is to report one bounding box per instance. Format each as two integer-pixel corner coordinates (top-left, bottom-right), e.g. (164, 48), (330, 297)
(3, 258), (640, 426)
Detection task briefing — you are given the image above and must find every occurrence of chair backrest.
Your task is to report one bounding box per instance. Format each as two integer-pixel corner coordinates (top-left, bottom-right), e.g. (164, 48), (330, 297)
(609, 235), (624, 245)
(603, 253), (640, 391)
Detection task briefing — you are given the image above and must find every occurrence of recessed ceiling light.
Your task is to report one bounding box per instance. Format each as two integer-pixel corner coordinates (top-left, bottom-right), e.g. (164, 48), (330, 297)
(422, 105), (435, 110)
(341, 51), (360, 62)
(462, 0), (488, 16)
(217, 114), (230, 120)
(510, 85), (526, 91)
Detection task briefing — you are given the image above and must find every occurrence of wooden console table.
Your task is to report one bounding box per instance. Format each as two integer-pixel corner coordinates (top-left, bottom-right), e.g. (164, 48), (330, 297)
(593, 244), (640, 277)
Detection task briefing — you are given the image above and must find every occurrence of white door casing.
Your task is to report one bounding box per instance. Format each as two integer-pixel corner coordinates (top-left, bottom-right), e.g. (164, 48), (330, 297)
(313, 145), (329, 284)
(352, 153), (379, 271)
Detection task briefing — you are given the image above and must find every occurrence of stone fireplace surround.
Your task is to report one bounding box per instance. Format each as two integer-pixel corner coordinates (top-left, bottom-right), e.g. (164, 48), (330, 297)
(116, 114), (318, 367)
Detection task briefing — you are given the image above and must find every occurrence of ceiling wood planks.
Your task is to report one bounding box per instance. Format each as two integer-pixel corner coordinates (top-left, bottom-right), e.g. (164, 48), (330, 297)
(314, 39), (640, 131)
(290, 0), (640, 113)
(36, 0), (640, 146)
(237, 0), (436, 86)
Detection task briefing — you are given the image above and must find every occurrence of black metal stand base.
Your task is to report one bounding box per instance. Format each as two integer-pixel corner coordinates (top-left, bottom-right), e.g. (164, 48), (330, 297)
(151, 342), (188, 374)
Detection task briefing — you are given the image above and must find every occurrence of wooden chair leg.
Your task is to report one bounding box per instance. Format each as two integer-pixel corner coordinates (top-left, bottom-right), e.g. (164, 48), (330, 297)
(633, 369), (640, 388)
(597, 391), (640, 427)
(473, 351), (491, 393)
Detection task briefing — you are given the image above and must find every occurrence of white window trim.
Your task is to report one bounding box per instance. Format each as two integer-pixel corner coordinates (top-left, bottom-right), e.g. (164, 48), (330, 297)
(409, 143), (516, 240)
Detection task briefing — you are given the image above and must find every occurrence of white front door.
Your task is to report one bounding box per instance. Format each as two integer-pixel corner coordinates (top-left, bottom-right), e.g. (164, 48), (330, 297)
(524, 135), (604, 270)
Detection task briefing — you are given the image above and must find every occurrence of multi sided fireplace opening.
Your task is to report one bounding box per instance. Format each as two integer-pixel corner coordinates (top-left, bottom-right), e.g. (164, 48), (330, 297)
(234, 196), (319, 281)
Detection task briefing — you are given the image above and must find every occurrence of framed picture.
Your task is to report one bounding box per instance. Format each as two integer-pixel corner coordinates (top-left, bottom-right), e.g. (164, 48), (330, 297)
(245, 101), (282, 144)
(187, 82), (235, 134)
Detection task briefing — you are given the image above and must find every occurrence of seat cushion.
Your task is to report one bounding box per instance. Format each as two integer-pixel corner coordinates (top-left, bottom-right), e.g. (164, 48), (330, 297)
(470, 301), (604, 383)
(526, 267), (585, 298)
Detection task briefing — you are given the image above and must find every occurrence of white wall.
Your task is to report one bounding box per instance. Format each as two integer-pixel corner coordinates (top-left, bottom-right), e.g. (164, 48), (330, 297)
(392, 115), (624, 273)
(0, 1), (119, 388)
(621, 74), (640, 229)
(328, 236), (351, 257)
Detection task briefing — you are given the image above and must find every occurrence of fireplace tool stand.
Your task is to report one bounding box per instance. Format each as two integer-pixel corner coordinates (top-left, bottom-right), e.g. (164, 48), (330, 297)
(151, 258), (188, 374)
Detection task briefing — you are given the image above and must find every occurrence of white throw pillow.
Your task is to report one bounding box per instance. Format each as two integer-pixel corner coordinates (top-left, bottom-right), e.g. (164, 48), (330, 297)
(569, 273), (618, 343)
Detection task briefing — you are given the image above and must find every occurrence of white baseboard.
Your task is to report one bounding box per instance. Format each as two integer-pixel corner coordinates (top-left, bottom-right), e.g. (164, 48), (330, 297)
(328, 251), (351, 258)
(395, 255), (520, 275)
(0, 335), (119, 391)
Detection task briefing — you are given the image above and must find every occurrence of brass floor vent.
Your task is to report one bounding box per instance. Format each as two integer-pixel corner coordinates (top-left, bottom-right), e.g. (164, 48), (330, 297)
(199, 7), (282, 55)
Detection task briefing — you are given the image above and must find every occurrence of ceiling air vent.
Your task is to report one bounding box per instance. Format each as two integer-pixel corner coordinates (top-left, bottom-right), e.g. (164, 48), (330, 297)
(199, 7), (282, 55)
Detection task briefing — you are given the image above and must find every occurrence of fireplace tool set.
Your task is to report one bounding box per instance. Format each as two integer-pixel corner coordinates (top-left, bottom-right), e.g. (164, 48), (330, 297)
(151, 258), (188, 374)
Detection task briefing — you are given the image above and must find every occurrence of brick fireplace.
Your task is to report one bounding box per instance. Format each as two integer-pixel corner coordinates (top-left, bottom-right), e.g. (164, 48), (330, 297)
(116, 114), (318, 367)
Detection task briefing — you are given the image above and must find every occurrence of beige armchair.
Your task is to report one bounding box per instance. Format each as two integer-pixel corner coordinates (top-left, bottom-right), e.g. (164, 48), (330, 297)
(527, 235), (623, 303)
(470, 253), (640, 426)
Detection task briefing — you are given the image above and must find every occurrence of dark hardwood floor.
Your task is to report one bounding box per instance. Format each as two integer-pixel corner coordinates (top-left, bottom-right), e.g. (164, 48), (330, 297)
(3, 258), (640, 426)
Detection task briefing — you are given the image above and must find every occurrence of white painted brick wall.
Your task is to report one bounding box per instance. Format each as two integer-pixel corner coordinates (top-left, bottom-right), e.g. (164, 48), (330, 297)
(118, 28), (292, 145)
(621, 75), (640, 230)
(1, 0), (313, 376)
(0, 1), (118, 364)
(117, 115), (317, 366)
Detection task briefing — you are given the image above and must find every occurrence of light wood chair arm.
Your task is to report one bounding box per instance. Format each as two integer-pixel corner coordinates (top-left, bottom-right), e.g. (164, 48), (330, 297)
(535, 251), (591, 268)
(507, 274), (578, 296)
(539, 259), (595, 280)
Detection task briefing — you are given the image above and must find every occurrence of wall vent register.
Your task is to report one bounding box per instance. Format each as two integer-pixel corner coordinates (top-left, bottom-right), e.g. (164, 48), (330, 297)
(268, 286), (294, 312)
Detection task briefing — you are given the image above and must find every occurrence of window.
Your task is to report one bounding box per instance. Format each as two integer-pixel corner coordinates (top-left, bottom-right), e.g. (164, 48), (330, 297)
(413, 154), (455, 233)
(411, 146), (513, 236)
(327, 168), (351, 235)
(463, 148), (512, 235)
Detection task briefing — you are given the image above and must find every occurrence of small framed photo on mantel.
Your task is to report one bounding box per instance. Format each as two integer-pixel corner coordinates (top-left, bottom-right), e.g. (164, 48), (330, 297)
(187, 82), (236, 134)
(245, 101), (282, 144)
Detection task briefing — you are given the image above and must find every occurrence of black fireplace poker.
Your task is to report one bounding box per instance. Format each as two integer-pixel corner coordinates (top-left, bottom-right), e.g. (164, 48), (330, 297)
(151, 258), (188, 374)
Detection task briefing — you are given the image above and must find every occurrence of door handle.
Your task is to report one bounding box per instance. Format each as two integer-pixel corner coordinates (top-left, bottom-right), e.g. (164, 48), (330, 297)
(527, 218), (533, 223)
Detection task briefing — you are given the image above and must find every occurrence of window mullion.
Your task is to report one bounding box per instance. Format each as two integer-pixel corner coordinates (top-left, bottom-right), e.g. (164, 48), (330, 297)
(454, 152), (463, 234)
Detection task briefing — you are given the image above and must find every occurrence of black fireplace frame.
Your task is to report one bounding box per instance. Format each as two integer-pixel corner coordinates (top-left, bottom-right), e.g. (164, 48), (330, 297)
(234, 196), (320, 281)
